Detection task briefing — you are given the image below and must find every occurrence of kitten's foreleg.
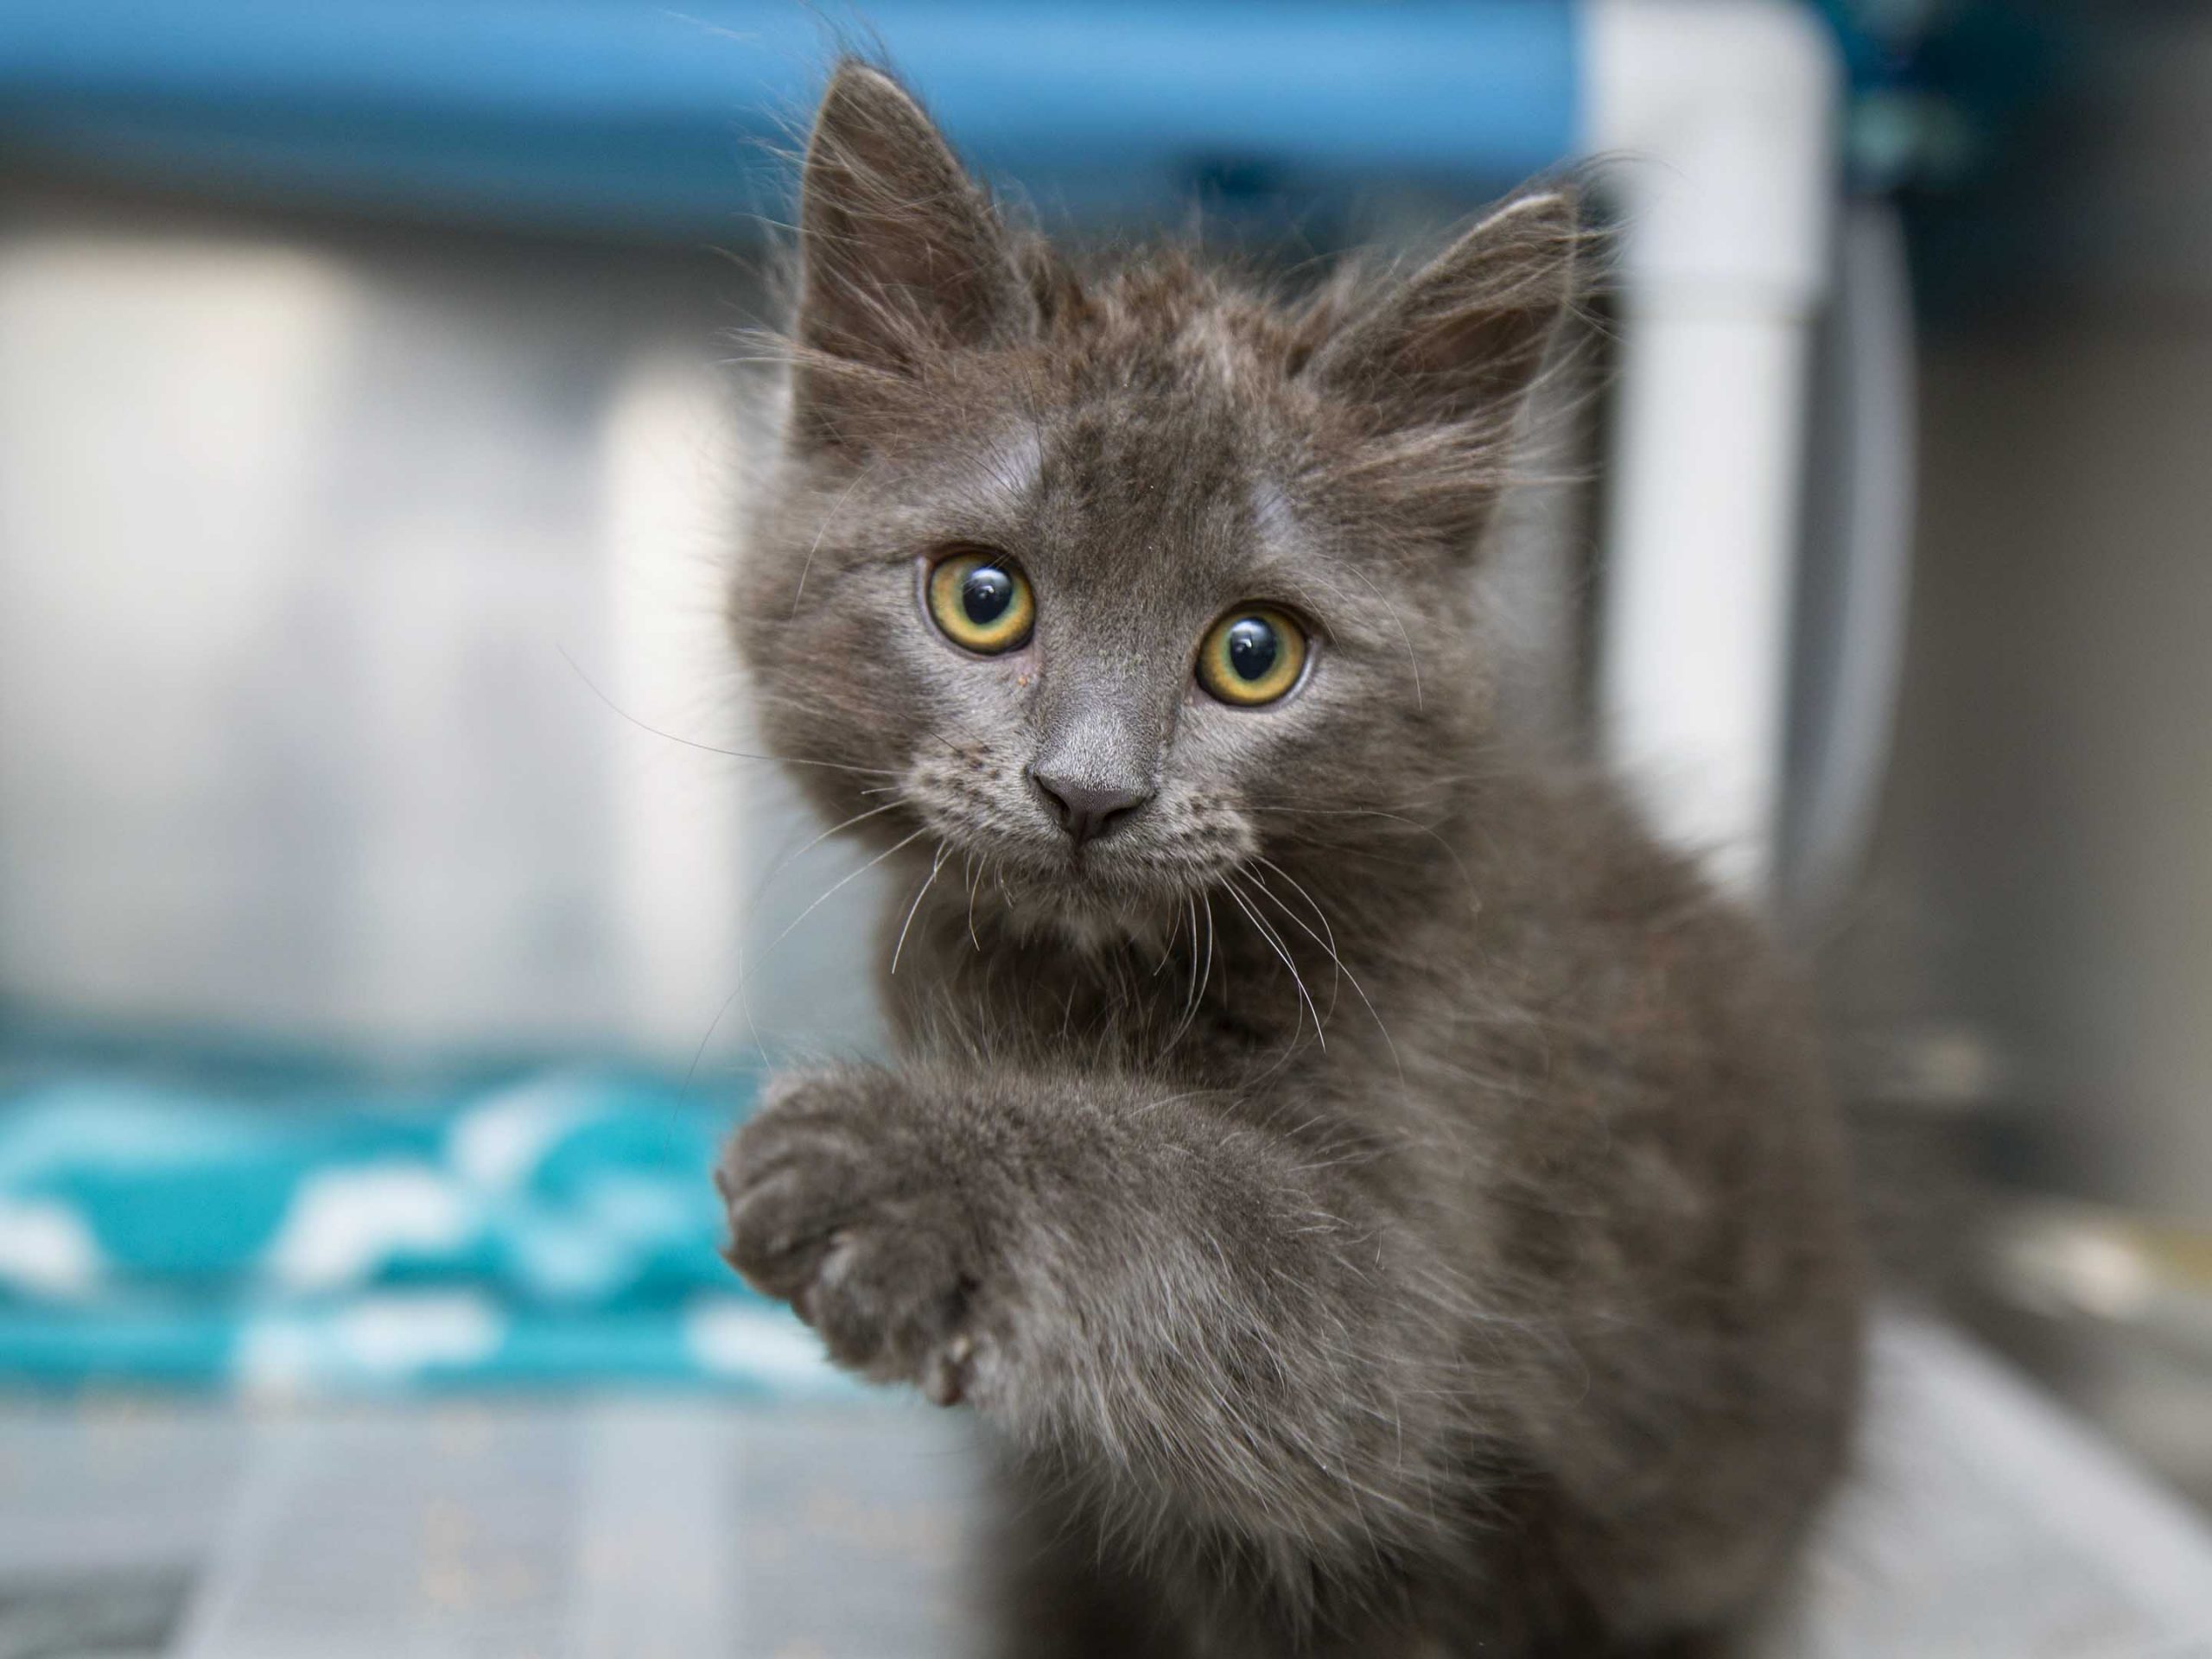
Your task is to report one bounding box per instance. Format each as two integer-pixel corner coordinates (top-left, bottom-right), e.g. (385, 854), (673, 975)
(719, 1062), (1465, 1595)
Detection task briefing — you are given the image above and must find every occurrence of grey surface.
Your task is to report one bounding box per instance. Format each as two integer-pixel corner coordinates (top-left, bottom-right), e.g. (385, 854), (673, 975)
(0, 1314), (2207, 1657)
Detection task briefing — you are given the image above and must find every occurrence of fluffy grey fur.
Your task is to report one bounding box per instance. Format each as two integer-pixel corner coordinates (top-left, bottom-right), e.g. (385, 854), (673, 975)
(717, 62), (1864, 1657)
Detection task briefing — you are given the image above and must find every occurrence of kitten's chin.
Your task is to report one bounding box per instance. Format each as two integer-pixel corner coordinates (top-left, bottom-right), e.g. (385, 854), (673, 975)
(990, 855), (1205, 957)
(1017, 900), (1152, 957)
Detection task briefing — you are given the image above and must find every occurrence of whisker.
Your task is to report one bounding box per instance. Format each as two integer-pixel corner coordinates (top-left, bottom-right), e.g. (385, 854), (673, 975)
(1340, 563), (1425, 710)
(1165, 888), (1213, 1052)
(1152, 896), (1183, 977)
(685, 929), (769, 1086)
(689, 823), (934, 1076)
(1249, 855), (1338, 950)
(558, 645), (899, 778)
(963, 849), (985, 951)
(1222, 876), (1325, 1052)
(759, 798), (907, 892)
(1200, 890), (1216, 1016)
(1245, 863), (1342, 1026)
(686, 971), (751, 1087)
(1249, 857), (1405, 1084)
(890, 841), (951, 975)
(759, 823), (933, 966)
(1243, 805), (1478, 899)
(791, 461), (879, 617)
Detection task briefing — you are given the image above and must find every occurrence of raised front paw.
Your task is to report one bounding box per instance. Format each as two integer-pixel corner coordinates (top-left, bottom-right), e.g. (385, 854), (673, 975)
(715, 1068), (985, 1405)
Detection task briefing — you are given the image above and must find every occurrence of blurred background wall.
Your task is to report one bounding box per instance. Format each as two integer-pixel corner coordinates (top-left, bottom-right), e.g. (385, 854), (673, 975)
(0, 193), (772, 1058)
(1824, 1), (2212, 1507)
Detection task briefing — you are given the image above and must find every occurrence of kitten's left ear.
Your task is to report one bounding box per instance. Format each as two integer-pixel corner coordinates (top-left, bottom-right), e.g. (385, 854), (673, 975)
(1309, 189), (1579, 432)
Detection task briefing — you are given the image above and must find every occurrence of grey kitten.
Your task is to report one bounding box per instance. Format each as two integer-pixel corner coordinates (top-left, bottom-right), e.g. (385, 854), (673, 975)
(718, 62), (1864, 1659)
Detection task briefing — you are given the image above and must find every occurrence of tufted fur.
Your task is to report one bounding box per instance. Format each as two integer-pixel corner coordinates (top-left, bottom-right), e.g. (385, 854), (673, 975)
(718, 61), (1864, 1657)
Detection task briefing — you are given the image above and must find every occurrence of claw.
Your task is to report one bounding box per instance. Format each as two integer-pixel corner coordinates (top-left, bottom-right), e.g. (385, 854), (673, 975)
(923, 1332), (975, 1407)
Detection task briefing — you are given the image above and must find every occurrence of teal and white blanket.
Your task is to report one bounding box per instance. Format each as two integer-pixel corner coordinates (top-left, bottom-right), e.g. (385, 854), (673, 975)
(0, 1063), (849, 1396)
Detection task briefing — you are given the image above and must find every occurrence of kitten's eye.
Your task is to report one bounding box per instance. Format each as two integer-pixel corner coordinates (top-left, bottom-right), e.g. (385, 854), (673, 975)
(925, 549), (1034, 654)
(1196, 607), (1307, 707)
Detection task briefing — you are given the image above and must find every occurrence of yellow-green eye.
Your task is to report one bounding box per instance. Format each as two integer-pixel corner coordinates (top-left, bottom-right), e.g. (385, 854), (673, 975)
(1197, 607), (1307, 706)
(926, 550), (1034, 653)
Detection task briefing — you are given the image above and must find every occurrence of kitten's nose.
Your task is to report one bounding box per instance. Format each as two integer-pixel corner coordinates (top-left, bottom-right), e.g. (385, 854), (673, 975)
(1029, 767), (1152, 848)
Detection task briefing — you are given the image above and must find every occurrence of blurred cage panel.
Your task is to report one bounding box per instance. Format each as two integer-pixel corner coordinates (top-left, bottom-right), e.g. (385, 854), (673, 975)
(0, 203), (762, 1057)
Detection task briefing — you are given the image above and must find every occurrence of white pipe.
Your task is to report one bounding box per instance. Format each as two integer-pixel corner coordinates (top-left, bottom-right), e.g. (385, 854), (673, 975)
(1584, 0), (1841, 894)
(1599, 308), (1815, 893)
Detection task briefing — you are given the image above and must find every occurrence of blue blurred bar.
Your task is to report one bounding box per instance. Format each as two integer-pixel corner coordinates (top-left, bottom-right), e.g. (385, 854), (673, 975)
(0, 1), (1577, 237)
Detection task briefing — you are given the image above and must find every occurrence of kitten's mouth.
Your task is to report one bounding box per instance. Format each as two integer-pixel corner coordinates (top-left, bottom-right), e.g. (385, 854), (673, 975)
(898, 756), (1254, 920)
(987, 853), (1210, 952)
(1013, 838), (1175, 896)
(938, 823), (1212, 909)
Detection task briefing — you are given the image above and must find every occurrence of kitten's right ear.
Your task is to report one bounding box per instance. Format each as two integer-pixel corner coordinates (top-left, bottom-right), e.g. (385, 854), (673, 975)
(1309, 188), (1579, 435)
(791, 62), (1031, 448)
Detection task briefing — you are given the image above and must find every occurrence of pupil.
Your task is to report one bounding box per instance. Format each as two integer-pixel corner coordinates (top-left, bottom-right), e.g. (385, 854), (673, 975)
(1225, 617), (1278, 681)
(961, 568), (1012, 625)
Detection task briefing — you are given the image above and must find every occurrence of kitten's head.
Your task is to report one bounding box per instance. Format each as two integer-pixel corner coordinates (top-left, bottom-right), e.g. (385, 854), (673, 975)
(735, 63), (1577, 936)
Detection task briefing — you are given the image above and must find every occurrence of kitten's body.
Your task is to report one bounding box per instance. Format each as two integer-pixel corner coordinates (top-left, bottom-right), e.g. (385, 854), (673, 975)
(721, 64), (1862, 1657)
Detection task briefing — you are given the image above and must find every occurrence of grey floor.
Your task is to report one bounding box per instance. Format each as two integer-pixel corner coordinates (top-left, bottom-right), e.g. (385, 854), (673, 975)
(2, 1313), (2209, 1658)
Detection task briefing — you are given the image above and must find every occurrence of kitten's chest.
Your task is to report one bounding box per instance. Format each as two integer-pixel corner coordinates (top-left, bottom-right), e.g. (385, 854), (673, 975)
(877, 887), (1363, 1080)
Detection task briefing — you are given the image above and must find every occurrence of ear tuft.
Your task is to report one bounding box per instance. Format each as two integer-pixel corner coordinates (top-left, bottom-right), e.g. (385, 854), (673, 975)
(1309, 188), (1580, 435)
(791, 61), (1032, 446)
